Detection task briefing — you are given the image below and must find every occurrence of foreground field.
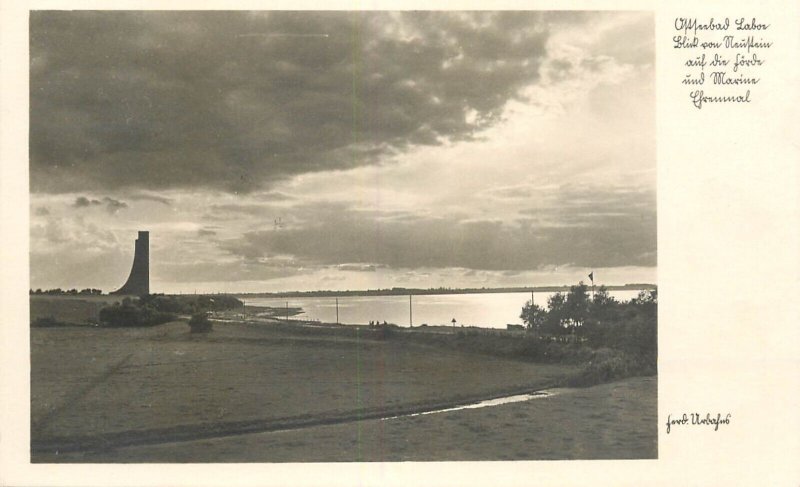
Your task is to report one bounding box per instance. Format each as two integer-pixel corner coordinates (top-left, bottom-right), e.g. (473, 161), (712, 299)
(31, 320), (578, 461)
(39, 376), (656, 462)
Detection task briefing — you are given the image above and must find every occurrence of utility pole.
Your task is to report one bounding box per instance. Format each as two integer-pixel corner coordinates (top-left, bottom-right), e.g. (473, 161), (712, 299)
(409, 294), (413, 328)
(531, 287), (535, 333)
(336, 297), (339, 324)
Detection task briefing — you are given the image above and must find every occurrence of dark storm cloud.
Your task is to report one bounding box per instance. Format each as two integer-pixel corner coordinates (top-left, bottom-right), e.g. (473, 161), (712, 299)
(103, 197), (128, 213)
(73, 196), (101, 208)
(30, 11), (549, 193)
(71, 195), (128, 213)
(220, 191), (656, 272)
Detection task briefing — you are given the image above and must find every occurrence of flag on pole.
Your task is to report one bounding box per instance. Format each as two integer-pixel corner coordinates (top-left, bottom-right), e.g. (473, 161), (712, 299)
(588, 272), (594, 284)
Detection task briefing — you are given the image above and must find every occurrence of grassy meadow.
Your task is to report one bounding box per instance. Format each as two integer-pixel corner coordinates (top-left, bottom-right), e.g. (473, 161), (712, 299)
(30, 294), (123, 325)
(31, 318), (577, 459)
(41, 376), (655, 462)
(30, 295), (656, 462)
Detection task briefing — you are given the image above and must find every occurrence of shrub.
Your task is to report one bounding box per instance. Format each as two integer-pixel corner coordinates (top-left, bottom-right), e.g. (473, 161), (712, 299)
(98, 299), (176, 327)
(188, 313), (213, 333)
(139, 294), (244, 315)
(566, 348), (656, 387)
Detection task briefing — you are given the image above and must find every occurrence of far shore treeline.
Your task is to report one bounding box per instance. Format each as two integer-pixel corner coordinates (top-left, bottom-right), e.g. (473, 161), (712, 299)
(29, 283), (656, 298)
(235, 283), (656, 298)
(30, 287), (103, 295)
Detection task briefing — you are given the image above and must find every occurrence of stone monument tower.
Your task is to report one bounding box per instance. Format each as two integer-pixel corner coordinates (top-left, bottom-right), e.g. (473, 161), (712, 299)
(112, 231), (149, 295)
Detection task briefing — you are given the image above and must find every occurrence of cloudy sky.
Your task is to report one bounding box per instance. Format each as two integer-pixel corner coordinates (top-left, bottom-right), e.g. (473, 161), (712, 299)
(29, 11), (655, 293)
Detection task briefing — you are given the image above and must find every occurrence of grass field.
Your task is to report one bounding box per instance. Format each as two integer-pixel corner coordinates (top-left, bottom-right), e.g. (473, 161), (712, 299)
(30, 296), (656, 462)
(42, 376), (656, 462)
(31, 319), (578, 460)
(30, 294), (124, 324)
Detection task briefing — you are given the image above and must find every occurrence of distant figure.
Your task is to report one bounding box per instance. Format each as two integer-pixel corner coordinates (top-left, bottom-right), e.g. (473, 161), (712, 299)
(383, 320), (387, 326)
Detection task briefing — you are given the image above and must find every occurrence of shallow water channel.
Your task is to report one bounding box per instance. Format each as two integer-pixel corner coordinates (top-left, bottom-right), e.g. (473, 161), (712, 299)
(30, 388), (566, 456)
(383, 389), (560, 420)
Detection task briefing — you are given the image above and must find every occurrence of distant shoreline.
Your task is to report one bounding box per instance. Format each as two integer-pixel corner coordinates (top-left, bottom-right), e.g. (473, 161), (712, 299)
(234, 284), (657, 299)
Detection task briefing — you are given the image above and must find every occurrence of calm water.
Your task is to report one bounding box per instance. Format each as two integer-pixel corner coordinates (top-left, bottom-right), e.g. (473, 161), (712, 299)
(242, 290), (644, 330)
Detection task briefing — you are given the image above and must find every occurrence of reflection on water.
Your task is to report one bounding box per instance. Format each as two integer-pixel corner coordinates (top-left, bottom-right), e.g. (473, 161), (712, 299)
(383, 390), (558, 420)
(243, 290), (643, 330)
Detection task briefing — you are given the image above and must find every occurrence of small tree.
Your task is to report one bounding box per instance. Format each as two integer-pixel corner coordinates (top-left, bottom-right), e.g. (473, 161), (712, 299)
(591, 286), (616, 313)
(520, 301), (546, 335)
(626, 290), (657, 355)
(583, 286), (619, 345)
(542, 292), (567, 336)
(564, 282), (590, 331)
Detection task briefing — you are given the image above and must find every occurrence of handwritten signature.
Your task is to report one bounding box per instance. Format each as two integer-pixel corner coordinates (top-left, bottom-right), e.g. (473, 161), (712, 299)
(666, 413), (732, 434)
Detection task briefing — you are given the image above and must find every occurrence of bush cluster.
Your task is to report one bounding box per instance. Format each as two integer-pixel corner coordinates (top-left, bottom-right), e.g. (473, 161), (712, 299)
(521, 285), (657, 355)
(516, 286), (657, 385)
(139, 294), (243, 315)
(566, 348), (656, 387)
(98, 298), (177, 327)
(97, 294), (243, 329)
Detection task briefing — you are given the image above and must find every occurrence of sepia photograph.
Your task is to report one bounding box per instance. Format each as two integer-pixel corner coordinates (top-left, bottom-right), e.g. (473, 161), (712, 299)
(27, 10), (657, 462)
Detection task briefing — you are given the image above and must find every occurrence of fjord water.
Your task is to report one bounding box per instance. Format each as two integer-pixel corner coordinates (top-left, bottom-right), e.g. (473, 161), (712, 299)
(243, 290), (643, 329)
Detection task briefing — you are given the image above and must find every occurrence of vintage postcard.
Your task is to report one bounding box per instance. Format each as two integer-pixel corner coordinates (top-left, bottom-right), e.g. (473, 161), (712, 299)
(1, 0), (798, 486)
